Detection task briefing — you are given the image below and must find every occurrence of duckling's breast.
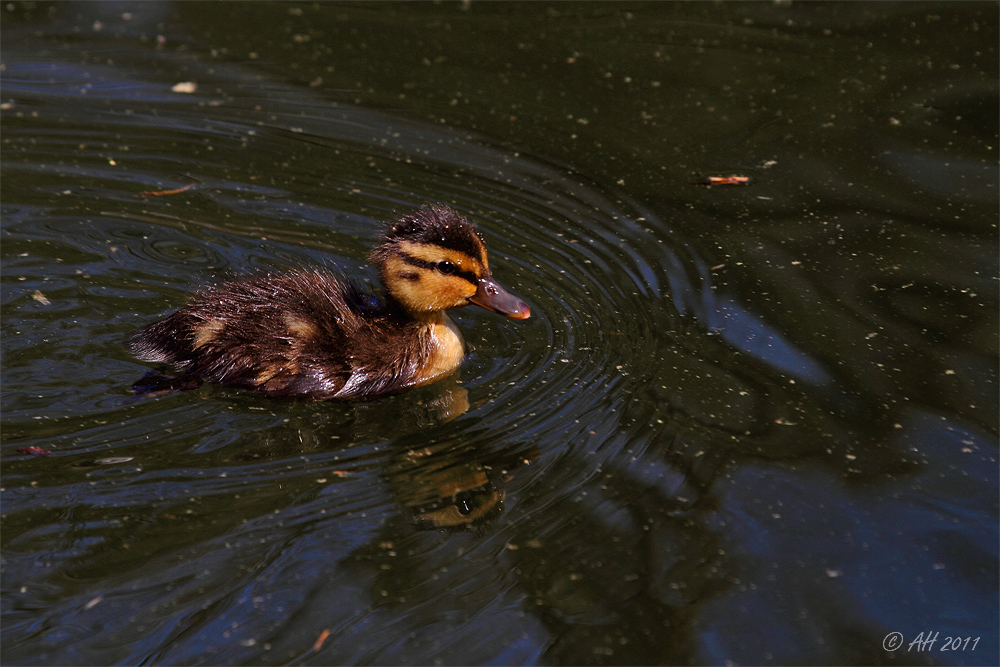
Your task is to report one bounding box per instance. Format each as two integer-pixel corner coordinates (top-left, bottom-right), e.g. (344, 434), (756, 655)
(412, 313), (465, 387)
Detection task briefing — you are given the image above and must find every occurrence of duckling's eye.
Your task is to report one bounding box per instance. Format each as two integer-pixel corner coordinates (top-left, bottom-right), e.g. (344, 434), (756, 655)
(437, 260), (458, 275)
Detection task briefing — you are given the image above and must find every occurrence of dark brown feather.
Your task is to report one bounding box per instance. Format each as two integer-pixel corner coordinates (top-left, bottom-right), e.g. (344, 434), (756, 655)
(129, 270), (431, 400)
(371, 205), (486, 267)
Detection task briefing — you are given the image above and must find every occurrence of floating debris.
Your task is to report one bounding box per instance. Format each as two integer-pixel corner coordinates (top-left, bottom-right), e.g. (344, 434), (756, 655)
(17, 446), (52, 457)
(690, 175), (751, 186)
(136, 183), (196, 197)
(313, 629), (331, 651)
(95, 457), (135, 465)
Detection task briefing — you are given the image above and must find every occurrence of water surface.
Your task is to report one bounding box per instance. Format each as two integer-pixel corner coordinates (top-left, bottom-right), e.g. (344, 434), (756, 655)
(2, 2), (997, 665)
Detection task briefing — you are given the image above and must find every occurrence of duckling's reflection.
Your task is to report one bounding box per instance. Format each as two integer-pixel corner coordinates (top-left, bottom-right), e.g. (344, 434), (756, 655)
(341, 371), (470, 429)
(159, 370), (540, 530)
(386, 439), (539, 529)
(393, 453), (506, 528)
(419, 375), (470, 424)
(344, 377), (539, 528)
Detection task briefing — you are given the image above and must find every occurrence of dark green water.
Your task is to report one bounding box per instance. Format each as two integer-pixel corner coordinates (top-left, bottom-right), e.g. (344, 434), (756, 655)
(2, 2), (997, 665)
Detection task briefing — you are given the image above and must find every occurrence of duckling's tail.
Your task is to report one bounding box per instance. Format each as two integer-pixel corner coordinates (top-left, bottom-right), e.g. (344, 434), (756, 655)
(129, 311), (196, 368)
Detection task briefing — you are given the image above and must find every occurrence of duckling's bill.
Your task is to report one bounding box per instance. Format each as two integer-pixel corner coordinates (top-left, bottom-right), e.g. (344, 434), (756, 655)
(470, 276), (531, 319)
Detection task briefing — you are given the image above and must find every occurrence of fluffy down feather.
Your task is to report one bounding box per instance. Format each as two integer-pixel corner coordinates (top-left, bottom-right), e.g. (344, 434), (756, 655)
(130, 270), (431, 399)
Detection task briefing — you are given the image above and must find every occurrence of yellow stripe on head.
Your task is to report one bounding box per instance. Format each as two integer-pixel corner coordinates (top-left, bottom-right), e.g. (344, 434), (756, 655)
(396, 240), (485, 277)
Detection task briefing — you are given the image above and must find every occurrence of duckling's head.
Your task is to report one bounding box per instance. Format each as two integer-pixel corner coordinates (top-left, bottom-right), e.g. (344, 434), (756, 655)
(371, 205), (530, 320)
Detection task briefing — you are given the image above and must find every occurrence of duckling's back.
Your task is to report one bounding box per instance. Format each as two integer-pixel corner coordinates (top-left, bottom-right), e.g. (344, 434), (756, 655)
(130, 270), (431, 400)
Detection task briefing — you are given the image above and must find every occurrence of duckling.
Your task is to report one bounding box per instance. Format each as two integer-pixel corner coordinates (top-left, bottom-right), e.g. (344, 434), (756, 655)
(129, 205), (530, 400)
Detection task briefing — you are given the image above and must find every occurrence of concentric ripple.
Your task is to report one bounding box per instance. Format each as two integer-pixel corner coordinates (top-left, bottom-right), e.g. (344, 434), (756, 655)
(1, 40), (723, 667)
(3, 5), (997, 666)
(1, 51), (710, 461)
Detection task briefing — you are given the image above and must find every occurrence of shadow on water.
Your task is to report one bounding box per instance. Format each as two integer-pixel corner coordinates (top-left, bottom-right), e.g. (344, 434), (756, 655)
(2, 2), (997, 665)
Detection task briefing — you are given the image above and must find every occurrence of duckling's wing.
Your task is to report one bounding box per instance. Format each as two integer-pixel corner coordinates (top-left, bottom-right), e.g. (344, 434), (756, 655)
(130, 271), (360, 399)
(326, 320), (431, 399)
(130, 270), (439, 400)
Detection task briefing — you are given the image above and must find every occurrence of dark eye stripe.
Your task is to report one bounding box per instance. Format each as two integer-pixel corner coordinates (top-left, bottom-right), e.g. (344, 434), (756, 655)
(399, 252), (479, 286)
(453, 269), (479, 285)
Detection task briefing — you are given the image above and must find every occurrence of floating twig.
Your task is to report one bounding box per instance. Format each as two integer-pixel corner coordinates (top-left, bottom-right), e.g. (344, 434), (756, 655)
(136, 183), (196, 197)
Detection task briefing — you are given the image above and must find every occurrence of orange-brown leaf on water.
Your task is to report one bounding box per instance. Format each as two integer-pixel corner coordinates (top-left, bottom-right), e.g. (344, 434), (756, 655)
(312, 629), (331, 651)
(690, 175), (751, 186)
